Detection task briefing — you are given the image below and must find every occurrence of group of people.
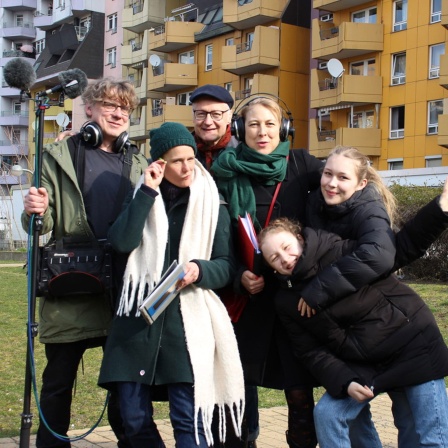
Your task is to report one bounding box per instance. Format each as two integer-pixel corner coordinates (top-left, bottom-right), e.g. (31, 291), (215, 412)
(22, 77), (448, 448)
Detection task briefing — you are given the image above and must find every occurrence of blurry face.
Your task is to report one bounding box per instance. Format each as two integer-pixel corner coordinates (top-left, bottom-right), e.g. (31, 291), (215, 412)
(85, 93), (131, 151)
(261, 230), (304, 275)
(320, 154), (367, 205)
(163, 146), (196, 188)
(192, 98), (232, 146)
(244, 104), (281, 154)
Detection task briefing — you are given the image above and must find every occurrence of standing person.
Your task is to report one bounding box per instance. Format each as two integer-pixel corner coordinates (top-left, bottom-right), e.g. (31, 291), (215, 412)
(21, 78), (147, 448)
(294, 145), (425, 445)
(190, 84), (257, 448)
(98, 122), (244, 448)
(258, 194), (448, 447)
(211, 97), (324, 448)
(299, 145), (398, 316)
(189, 84), (237, 170)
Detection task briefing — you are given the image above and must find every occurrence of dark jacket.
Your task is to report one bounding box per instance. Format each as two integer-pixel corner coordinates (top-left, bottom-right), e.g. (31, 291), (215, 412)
(233, 148), (323, 388)
(304, 184), (396, 310)
(276, 197), (448, 398)
(98, 181), (236, 389)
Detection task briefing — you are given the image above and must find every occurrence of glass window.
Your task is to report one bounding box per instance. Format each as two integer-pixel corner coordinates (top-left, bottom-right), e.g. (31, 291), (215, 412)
(350, 59), (376, 76)
(177, 92), (192, 105)
(390, 106), (405, 139)
(428, 100), (443, 134)
(388, 159), (404, 170)
(35, 39), (45, 54)
(205, 44), (213, 71)
(79, 17), (91, 31)
(352, 7), (377, 23)
(15, 14), (24, 27)
(426, 156), (442, 167)
(12, 129), (21, 144)
(108, 13), (117, 32)
(179, 50), (194, 64)
(431, 0), (442, 23)
(351, 110), (374, 129)
(246, 32), (254, 50)
(225, 82), (232, 92)
(107, 47), (117, 67)
(429, 44), (445, 78)
(13, 102), (22, 115)
(226, 38), (234, 46)
(392, 53), (406, 85)
(393, 0), (408, 31)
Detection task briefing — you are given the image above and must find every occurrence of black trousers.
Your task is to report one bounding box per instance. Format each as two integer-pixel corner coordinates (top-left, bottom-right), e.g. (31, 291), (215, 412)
(36, 337), (127, 448)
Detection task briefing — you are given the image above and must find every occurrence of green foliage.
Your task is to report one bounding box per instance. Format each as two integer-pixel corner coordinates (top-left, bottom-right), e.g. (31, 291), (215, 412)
(390, 182), (444, 224)
(1, 266), (447, 438)
(390, 183), (448, 281)
(0, 266), (285, 437)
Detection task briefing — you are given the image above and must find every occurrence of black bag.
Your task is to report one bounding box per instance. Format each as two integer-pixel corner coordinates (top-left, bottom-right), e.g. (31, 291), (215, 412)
(36, 239), (113, 298)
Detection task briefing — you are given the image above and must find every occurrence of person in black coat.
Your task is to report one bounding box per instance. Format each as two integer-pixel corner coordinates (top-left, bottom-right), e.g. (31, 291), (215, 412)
(212, 97), (323, 448)
(302, 145), (399, 315)
(258, 186), (448, 448)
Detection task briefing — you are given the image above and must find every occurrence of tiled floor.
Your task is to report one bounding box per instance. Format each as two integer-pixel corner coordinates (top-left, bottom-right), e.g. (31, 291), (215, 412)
(0, 394), (398, 448)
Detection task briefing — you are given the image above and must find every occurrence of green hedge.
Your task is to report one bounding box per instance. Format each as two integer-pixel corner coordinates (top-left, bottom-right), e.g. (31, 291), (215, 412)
(390, 182), (447, 281)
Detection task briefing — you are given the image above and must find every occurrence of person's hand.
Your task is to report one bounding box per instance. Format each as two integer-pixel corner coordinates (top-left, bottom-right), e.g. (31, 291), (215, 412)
(241, 270), (265, 295)
(439, 177), (448, 212)
(347, 382), (374, 402)
(298, 298), (316, 318)
(176, 262), (200, 289)
(54, 130), (76, 142)
(144, 160), (166, 190)
(24, 186), (49, 216)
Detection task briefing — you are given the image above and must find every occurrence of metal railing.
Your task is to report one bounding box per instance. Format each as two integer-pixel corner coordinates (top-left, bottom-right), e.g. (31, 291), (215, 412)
(131, 41), (143, 51)
(317, 130), (336, 142)
(75, 25), (89, 41)
(235, 89), (251, 100)
(2, 50), (34, 58)
(0, 111), (29, 118)
(320, 26), (339, 40)
(2, 21), (34, 29)
(152, 107), (163, 117)
(153, 25), (165, 35)
(236, 41), (252, 54)
(318, 78), (338, 91)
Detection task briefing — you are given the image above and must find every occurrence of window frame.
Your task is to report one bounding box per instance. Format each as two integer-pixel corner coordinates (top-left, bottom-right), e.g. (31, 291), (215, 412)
(426, 156), (442, 167)
(205, 44), (213, 71)
(179, 50), (194, 64)
(15, 14), (24, 27)
(108, 13), (118, 33)
(390, 106), (405, 139)
(177, 91), (192, 106)
(391, 52), (406, 85)
(427, 99), (443, 134)
(107, 47), (117, 68)
(13, 102), (22, 115)
(431, 0), (442, 23)
(35, 39), (45, 54)
(350, 58), (376, 76)
(388, 159), (404, 170)
(352, 7), (377, 23)
(350, 110), (374, 129)
(429, 43), (445, 79)
(393, 0), (408, 32)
